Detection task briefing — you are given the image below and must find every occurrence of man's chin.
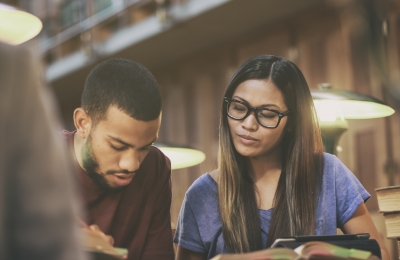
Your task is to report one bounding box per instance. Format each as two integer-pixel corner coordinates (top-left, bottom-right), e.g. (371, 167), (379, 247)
(103, 184), (126, 193)
(86, 171), (126, 192)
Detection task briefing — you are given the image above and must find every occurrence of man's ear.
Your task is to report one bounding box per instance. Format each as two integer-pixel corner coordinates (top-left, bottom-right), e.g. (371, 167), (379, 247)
(73, 108), (92, 139)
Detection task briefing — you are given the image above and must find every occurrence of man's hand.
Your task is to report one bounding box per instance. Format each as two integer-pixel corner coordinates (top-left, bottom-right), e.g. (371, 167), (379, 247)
(89, 224), (114, 246)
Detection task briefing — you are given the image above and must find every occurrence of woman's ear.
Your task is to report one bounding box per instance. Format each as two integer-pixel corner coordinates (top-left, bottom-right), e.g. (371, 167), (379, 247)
(73, 108), (92, 139)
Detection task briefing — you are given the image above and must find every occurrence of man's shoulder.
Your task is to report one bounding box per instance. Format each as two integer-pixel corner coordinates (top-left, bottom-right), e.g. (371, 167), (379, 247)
(140, 146), (171, 176)
(147, 146), (171, 163)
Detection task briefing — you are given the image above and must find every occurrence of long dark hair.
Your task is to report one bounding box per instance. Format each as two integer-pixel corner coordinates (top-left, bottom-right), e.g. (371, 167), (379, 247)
(217, 55), (324, 253)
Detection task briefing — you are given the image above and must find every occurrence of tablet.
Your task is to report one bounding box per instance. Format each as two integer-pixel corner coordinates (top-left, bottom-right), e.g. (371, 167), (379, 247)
(271, 233), (370, 248)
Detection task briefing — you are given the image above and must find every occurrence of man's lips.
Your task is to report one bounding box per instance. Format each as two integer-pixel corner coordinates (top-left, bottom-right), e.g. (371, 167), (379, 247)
(112, 173), (134, 186)
(113, 173), (134, 178)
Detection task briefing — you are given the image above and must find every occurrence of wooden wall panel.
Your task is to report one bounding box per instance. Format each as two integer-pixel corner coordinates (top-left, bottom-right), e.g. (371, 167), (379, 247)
(152, 4), (400, 241)
(355, 131), (379, 211)
(237, 31), (291, 63)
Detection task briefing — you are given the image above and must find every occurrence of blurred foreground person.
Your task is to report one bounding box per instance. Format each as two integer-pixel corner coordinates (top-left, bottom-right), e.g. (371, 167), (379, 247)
(0, 42), (86, 260)
(63, 58), (174, 260)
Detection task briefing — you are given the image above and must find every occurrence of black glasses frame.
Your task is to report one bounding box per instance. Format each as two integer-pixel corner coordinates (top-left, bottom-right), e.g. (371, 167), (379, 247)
(224, 97), (290, 129)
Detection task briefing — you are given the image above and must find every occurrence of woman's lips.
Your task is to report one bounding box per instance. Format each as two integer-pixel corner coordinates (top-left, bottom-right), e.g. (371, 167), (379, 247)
(237, 134), (258, 144)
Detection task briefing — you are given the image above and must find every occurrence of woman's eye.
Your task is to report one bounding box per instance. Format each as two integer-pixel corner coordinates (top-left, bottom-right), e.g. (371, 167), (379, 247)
(259, 112), (276, 119)
(233, 104), (246, 111)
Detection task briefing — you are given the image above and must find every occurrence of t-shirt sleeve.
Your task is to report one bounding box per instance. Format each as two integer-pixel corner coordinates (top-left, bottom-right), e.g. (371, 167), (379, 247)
(173, 194), (205, 253)
(333, 155), (370, 227)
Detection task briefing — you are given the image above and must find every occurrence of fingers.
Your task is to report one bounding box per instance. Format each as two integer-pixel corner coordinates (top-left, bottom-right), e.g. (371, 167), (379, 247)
(106, 235), (114, 245)
(89, 224), (114, 245)
(89, 224), (100, 232)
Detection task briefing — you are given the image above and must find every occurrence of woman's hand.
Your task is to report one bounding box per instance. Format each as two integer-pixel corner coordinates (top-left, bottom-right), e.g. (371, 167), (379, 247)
(341, 203), (390, 260)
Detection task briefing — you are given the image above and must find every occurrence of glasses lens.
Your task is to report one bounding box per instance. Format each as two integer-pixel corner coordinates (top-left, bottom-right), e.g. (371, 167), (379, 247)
(228, 100), (248, 119)
(257, 110), (279, 127)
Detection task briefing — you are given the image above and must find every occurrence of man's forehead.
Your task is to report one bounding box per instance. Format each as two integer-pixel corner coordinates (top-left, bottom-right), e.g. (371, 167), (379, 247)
(93, 107), (160, 144)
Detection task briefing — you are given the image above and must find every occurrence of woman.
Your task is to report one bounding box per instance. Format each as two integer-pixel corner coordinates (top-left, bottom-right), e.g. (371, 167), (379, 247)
(173, 55), (389, 260)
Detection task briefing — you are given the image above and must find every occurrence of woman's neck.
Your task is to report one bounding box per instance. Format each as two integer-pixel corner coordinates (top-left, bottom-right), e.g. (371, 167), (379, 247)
(247, 151), (283, 210)
(247, 149), (283, 184)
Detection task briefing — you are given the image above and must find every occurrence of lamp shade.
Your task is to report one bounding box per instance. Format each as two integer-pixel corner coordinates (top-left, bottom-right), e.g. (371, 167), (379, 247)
(154, 143), (206, 170)
(0, 3), (42, 45)
(311, 89), (395, 120)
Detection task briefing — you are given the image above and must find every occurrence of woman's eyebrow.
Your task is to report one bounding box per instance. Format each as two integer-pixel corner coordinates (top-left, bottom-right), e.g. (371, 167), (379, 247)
(232, 96), (280, 109)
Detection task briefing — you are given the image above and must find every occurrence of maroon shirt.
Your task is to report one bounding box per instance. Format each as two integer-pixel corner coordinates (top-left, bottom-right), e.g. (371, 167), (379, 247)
(63, 131), (174, 260)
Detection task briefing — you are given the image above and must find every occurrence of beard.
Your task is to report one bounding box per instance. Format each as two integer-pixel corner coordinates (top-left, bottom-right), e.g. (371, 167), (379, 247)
(81, 134), (124, 193)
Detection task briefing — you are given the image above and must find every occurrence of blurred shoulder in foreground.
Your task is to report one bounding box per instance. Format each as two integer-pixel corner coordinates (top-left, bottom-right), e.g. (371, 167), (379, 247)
(0, 42), (87, 260)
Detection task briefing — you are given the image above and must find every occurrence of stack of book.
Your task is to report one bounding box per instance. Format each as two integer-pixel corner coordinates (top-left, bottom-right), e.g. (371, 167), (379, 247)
(375, 185), (400, 255)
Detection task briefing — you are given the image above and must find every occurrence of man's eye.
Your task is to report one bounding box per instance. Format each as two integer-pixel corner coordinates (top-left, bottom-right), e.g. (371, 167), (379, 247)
(111, 145), (125, 151)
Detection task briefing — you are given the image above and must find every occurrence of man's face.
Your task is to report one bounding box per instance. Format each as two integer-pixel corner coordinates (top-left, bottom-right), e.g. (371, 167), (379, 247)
(81, 106), (161, 192)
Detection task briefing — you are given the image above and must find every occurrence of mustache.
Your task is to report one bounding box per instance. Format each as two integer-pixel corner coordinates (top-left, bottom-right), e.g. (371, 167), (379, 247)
(105, 170), (136, 175)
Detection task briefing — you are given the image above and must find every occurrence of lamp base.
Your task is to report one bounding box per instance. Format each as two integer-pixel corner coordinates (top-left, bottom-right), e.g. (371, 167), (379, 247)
(320, 127), (348, 155)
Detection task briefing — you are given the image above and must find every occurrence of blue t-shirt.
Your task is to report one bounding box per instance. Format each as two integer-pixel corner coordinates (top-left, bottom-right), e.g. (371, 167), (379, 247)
(173, 153), (370, 259)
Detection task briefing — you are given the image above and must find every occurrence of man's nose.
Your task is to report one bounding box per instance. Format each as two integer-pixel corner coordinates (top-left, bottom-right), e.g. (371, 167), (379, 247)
(119, 150), (140, 173)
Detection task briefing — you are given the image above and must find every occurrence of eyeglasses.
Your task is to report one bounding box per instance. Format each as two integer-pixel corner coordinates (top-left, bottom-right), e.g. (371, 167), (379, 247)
(224, 97), (290, 129)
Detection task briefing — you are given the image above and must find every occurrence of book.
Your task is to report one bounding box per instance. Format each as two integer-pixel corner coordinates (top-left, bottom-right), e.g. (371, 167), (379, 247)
(211, 241), (379, 260)
(270, 234), (381, 258)
(397, 239), (400, 256)
(210, 247), (297, 260)
(375, 186), (400, 212)
(82, 229), (128, 260)
(210, 241), (380, 260)
(382, 211), (400, 239)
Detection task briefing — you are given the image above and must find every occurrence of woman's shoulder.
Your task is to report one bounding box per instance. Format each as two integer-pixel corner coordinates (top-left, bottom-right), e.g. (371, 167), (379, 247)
(322, 152), (339, 163)
(184, 171), (219, 211)
(322, 152), (351, 171)
(321, 152), (360, 186)
(186, 171), (218, 197)
(322, 152), (344, 170)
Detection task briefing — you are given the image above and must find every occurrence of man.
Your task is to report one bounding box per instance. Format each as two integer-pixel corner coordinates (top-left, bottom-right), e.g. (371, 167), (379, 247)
(0, 42), (86, 259)
(63, 58), (174, 260)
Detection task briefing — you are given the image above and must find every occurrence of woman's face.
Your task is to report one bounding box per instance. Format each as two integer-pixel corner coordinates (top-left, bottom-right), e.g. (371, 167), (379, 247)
(227, 79), (289, 159)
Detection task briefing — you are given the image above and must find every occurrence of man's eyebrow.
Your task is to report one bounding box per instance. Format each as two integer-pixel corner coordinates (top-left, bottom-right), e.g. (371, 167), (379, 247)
(108, 135), (134, 147)
(107, 135), (156, 149)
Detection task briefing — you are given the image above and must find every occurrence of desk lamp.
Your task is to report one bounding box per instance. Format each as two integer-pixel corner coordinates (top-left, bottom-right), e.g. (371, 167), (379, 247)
(154, 143), (206, 170)
(0, 3), (42, 45)
(312, 83), (395, 154)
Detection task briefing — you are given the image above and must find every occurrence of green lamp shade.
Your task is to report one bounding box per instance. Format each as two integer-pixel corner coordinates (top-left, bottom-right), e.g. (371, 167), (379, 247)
(311, 89), (395, 120)
(0, 3), (42, 45)
(154, 143), (206, 170)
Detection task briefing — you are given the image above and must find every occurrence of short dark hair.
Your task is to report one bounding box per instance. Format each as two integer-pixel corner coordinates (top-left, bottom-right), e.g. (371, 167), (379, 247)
(81, 58), (162, 123)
